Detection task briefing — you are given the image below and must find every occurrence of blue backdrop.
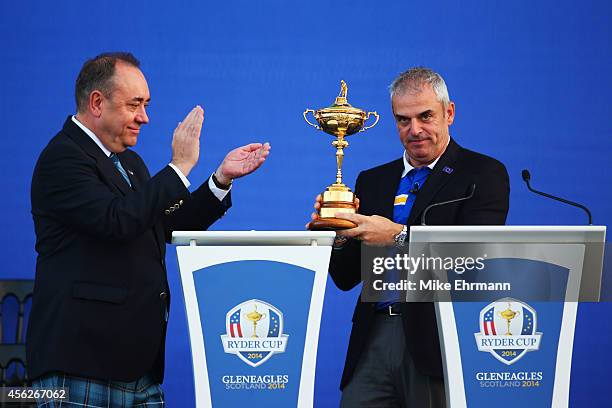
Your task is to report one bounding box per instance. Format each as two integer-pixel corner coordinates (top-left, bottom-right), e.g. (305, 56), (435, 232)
(1, 1), (610, 406)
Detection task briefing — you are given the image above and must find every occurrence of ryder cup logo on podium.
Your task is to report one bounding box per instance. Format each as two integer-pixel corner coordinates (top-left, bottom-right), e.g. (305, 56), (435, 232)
(474, 298), (542, 365)
(220, 299), (289, 367)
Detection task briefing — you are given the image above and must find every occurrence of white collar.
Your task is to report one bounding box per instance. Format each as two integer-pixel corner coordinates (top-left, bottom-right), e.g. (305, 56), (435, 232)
(71, 115), (112, 157)
(401, 137), (450, 177)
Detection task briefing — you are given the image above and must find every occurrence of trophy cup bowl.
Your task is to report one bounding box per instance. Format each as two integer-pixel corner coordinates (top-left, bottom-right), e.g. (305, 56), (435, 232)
(245, 305), (266, 338)
(304, 80), (379, 230)
(499, 303), (520, 336)
(315, 107), (369, 136)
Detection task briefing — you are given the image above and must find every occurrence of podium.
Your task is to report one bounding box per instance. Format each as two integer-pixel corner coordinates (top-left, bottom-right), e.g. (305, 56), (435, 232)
(408, 226), (606, 408)
(172, 231), (335, 408)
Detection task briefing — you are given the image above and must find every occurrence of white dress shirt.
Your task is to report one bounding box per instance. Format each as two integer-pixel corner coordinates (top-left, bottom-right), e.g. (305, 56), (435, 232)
(71, 115), (229, 201)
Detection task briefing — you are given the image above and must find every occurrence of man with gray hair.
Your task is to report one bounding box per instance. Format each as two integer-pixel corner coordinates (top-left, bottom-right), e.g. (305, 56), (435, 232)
(309, 67), (509, 407)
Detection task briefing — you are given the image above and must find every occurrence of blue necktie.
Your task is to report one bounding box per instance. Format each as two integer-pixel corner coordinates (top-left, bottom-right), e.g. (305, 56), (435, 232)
(393, 167), (432, 225)
(377, 167), (432, 309)
(110, 154), (132, 187)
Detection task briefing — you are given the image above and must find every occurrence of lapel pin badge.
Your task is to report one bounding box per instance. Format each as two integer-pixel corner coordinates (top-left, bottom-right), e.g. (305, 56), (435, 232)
(127, 170), (134, 176)
(442, 166), (454, 174)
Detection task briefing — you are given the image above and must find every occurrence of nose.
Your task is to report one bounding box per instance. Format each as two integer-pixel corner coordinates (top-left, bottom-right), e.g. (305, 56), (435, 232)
(136, 105), (149, 125)
(408, 118), (422, 137)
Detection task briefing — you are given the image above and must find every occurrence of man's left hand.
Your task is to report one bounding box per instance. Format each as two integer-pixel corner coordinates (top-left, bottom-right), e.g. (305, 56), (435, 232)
(215, 142), (271, 185)
(334, 213), (404, 246)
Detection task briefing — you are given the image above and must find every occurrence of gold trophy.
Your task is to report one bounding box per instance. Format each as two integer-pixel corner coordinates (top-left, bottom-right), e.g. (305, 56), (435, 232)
(499, 303), (520, 336)
(245, 304), (266, 338)
(304, 80), (379, 230)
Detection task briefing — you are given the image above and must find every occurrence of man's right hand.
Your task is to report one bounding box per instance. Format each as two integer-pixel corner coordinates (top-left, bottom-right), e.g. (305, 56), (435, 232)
(171, 106), (204, 177)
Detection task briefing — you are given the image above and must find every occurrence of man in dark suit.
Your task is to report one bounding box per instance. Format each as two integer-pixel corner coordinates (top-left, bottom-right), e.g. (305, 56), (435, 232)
(309, 67), (509, 407)
(27, 52), (270, 407)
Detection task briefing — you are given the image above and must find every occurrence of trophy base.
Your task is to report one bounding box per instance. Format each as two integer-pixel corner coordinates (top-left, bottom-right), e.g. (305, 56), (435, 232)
(309, 217), (357, 231)
(309, 184), (358, 231)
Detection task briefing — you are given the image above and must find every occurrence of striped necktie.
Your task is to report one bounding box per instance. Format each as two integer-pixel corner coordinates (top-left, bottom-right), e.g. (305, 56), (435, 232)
(393, 167), (432, 224)
(110, 153), (132, 187)
(377, 166), (432, 309)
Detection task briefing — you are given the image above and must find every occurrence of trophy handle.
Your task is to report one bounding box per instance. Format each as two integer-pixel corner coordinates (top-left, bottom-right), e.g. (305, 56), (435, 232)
(303, 109), (321, 130)
(360, 111), (380, 132)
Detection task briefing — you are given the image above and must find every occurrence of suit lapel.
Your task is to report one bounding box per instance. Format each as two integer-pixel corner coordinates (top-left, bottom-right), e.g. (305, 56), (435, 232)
(62, 117), (166, 258)
(407, 139), (461, 225)
(116, 152), (139, 191)
(97, 158), (133, 195)
(62, 117), (132, 195)
(118, 151), (166, 259)
(373, 159), (403, 220)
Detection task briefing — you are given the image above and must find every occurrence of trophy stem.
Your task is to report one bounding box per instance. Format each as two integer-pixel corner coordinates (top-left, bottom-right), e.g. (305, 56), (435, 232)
(335, 146), (343, 185)
(333, 133), (348, 185)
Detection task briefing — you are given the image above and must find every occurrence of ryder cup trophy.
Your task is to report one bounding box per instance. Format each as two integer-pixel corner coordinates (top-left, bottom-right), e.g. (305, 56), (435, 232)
(304, 80), (379, 230)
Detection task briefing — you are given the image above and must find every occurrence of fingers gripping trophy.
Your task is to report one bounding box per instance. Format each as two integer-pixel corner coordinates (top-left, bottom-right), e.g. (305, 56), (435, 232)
(304, 80), (379, 230)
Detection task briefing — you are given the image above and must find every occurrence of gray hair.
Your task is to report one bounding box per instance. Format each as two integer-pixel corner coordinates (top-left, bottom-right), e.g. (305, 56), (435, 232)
(389, 67), (450, 108)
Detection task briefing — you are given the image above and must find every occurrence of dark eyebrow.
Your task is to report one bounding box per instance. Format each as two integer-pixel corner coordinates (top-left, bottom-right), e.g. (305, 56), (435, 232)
(394, 109), (434, 120)
(130, 97), (151, 103)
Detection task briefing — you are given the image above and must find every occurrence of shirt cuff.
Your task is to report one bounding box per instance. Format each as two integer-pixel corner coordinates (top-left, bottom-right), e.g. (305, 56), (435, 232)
(208, 173), (231, 201)
(168, 163), (191, 188)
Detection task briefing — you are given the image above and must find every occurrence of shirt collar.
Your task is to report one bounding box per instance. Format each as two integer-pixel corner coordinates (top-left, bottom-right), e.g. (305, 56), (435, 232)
(401, 137), (450, 177)
(71, 115), (112, 157)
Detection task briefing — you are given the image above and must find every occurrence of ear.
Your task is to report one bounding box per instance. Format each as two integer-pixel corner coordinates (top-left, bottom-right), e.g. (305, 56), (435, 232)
(445, 101), (455, 126)
(89, 90), (105, 118)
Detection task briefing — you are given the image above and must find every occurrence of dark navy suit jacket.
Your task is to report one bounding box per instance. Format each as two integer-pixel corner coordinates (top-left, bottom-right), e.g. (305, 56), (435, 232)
(329, 138), (510, 389)
(27, 117), (230, 383)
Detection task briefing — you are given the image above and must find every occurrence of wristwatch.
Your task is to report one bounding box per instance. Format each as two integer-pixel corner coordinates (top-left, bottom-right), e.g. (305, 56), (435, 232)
(393, 225), (408, 247)
(212, 172), (232, 190)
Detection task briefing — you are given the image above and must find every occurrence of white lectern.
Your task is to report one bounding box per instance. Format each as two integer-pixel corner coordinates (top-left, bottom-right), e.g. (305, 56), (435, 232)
(172, 231), (335, 408)
(408, 226), (606, 408)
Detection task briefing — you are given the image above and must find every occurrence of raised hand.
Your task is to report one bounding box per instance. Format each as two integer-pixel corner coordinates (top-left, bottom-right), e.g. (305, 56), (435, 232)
(215, 142), (271, 185)
(171, 106), (204, 177)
